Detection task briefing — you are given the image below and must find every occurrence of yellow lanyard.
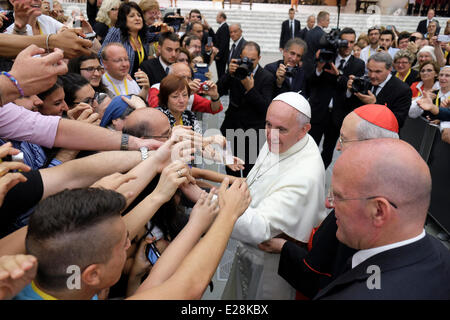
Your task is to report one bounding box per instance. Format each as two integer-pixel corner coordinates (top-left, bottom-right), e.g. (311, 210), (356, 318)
(435, 92), (440, 107)
(176, 117), (183, 126)
(130, 36), (144, 65)
(31, 281), (57, 300)
(105, 73), (128, 96)
(34, 22), (43, 35)
(396, 68), (411, 82)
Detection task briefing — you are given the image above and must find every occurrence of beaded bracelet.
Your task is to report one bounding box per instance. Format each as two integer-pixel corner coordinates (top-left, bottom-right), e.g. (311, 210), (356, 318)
(0, 72), (25, 97)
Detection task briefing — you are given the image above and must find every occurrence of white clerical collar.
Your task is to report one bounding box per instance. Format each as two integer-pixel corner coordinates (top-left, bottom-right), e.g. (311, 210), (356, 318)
(352, 229), (426, 269)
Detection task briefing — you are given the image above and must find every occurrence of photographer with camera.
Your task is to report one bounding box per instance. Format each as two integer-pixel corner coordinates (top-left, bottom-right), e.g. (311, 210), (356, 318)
(264, 38), (307, 98)
(307, 27), (364, 169)
(217, 41), (274, 177)
(346, 52), (412, 128)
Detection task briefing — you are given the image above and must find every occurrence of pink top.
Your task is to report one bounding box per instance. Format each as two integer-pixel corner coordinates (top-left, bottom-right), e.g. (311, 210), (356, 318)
(0, 103), (61, 148)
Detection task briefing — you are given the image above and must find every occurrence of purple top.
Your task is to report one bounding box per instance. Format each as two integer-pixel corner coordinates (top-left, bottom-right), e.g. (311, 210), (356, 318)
(0, 103), (60, 148)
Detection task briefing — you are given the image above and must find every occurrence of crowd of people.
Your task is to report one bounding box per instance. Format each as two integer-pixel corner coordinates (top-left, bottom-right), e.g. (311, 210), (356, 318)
(0, 0), (449, 301)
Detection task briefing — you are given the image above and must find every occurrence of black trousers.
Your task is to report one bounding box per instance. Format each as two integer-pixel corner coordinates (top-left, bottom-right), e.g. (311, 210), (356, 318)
(309, 110), (340, 170)
(216, 60), (227, 81)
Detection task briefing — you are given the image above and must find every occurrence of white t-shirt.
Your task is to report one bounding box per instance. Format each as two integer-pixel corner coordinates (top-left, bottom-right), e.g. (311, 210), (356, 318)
(102, 72), (141, 97)
(6, 14), (64, 35)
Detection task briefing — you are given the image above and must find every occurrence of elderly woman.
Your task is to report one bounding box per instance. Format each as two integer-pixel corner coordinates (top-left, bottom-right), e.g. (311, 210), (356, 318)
(94, 0), (121, 43)
(413, 45), (438, 71)
(156, 74), (201, 132)
(393, 50), (418, 86)
(101, 2), (159, 76)
(409, 62), (443, 118)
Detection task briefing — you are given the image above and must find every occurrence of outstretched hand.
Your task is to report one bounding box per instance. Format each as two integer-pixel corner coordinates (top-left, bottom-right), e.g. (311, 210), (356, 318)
(0, 254), (37, 300)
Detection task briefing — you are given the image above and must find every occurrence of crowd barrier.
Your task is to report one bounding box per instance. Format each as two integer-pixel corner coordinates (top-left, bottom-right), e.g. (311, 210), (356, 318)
(400, 117), (450, 236)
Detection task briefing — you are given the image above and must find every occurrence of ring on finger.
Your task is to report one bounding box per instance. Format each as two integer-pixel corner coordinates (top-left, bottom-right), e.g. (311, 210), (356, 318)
(177, 169), (183, 177)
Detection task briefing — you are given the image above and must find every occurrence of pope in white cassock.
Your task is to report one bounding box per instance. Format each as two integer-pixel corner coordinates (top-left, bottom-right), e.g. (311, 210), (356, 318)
(221, 92), (327, 300)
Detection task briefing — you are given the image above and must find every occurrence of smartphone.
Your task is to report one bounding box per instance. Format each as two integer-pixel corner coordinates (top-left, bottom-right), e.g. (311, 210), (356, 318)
(84, 32), (96, 41)
(437, 35), (450, 43)
(48, 0), (53, 11)
(73, 19), (82, 28)
(193, 63), (209, 82)
(207, 36), (213, 47)
(145, 242), (161, 265)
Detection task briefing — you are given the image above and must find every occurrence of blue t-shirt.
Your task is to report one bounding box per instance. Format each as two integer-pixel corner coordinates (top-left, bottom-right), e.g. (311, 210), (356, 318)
(13, 283), (99, 300)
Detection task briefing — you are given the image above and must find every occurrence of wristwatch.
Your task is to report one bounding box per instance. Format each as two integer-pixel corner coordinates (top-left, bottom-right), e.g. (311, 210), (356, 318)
(120, 133), (129, 150)
(140, 146), (149, 160)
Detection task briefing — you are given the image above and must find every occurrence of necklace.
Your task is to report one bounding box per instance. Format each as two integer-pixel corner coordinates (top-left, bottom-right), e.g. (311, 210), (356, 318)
(246, 136), (308, 188)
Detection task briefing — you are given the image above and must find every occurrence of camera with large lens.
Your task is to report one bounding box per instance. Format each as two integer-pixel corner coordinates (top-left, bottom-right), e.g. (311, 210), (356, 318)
(285, 66), (297, 78)
(318, 28), (349, 64)
(351, 76), (372, 95)
(162, 12), (184, 32)
(233, 57), (254, 80)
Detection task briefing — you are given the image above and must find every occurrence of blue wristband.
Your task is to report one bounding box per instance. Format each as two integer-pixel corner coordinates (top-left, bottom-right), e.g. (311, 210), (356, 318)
(0, 71), (25, 97)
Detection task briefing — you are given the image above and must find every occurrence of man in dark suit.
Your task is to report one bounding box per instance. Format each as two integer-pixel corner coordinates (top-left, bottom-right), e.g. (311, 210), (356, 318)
(307, 28), (365, 169)
(347, 52), (412, 128)
(303, 11), (330, 78)
(140, 32), (180, 86)
(217, 41), (274, 177)
(299, 14), (316, 40)
(228, 23), (246, 65)
(279, 8), (301, 52)
(314, 139), (450, 300)
(264, 38), (307, 98)
(214, 11), (230, 79)
(416, 8), (441, 35)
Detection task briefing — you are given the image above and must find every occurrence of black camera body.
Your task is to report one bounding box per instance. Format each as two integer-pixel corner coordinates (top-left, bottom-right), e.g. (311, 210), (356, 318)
(352, 76), (372, 95)
(162, 12), (184, 32)
(318, 28), (349, 64)
(148, 25), (162, 33)
(285, 66), (297, 78)
(233, 57), (254, 80)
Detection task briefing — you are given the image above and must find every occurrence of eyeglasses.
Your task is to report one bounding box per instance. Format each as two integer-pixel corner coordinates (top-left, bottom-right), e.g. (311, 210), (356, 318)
(338, 135), (365, 148)
(80, 66), (104, 73)
(110, 8), (119, 11)
(395, 61), (410, 65)
(73, 92), (98, 106)
(327, 187), (398, 209)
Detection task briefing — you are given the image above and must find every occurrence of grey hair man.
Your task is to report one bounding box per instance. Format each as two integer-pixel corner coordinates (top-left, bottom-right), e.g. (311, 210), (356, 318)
(222, 92), (327, 300)
(347, 52), (412, 128)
